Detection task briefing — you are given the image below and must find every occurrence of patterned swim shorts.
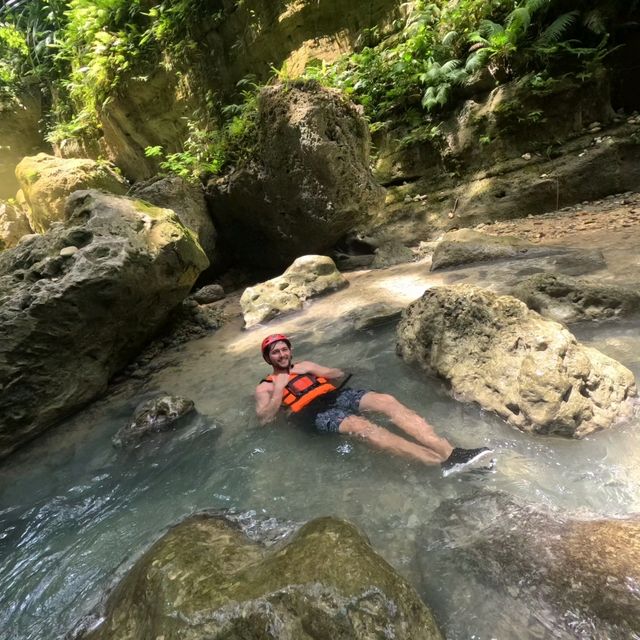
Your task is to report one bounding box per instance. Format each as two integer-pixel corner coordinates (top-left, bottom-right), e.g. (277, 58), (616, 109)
(313, 388), (368, 434)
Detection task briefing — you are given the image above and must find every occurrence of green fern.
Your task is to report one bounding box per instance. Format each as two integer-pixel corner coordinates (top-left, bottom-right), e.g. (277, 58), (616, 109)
(536, 10), (579, 47)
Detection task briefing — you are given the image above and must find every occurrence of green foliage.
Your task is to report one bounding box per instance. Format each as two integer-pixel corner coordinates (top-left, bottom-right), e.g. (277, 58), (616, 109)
(143, 75), (260, 181)
(0, 21), (28, 93)
(303, 0), (629, 133)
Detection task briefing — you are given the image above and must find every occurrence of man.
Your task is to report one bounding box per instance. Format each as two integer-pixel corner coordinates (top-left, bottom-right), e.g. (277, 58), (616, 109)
(255, 333), (493, 476)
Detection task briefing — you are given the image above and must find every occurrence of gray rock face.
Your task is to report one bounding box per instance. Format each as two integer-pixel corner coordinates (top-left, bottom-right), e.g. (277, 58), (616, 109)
(513, 273), (640, 324)
(207, 80), (385, 270)
(240, 255), (347, 328)
(424, 492), (640, 639)
(112, 396), (196, 447)
(0, 190), (209, 459)
(129, 175), (218, 269)
(430, 229), (542, 271)
(396, 284), (637, 437)
(77, 515), (442, 640)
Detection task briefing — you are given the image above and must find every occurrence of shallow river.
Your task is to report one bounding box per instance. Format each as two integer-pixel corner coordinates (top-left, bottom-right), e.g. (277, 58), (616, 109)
(2, 228), (640, 639)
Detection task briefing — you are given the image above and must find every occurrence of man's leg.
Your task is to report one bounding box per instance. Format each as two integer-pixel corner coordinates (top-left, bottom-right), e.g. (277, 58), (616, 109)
(338, 415), (443, 466)
(358, 392), (453, 460)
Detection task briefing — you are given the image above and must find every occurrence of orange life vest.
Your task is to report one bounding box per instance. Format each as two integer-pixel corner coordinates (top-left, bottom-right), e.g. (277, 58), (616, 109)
(262, 371), (337, 413)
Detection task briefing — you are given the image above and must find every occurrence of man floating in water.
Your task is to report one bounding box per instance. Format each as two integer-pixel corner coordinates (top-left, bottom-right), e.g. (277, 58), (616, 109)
(255, 334), (493, 476)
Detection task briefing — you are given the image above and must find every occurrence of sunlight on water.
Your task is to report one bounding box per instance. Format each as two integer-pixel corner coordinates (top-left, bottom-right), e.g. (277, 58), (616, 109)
(2, 239), (640, 640)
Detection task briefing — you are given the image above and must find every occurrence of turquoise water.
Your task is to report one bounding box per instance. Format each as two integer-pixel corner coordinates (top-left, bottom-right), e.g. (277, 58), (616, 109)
(2, 247), (640, 640)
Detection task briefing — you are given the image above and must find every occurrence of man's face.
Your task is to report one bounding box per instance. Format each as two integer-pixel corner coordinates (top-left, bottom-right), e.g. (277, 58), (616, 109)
(268, 341), (292, 369)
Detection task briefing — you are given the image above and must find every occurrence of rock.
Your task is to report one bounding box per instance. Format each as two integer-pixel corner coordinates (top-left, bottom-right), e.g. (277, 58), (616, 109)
(112, 396), (196, 447)
(240, 255), (347, 328)
(430, 229), (542, 271)
(0, 190), (209, 459)
(207, 80), (384, 270)
(513, 273), (640, 324)
(424, 492), (640, 639)
(346, 302), (402, 331)
(0, 90), (44, 199)
(192, 283), (225, 304)
(15, 153), (129, 233)
(371, 239), (415, 268)
(333, 253), (375, 271)
(396, 284), (637, 437)
(0, 201), (33, 250)
(129, 175), (218, 269)
(77, 514), (442, 640)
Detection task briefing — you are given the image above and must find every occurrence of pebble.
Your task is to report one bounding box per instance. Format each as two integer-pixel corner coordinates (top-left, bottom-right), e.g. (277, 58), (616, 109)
(59, 246), (79, 257)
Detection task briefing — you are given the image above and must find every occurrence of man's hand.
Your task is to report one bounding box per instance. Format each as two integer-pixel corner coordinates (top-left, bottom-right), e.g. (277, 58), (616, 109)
(271, 372), (290, 390)
(255, 373), (290, 426)
(292, 361), (344, 379)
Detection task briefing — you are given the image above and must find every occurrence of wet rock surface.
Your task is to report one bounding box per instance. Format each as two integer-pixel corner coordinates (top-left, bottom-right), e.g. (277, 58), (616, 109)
(240, 255), (347, 328)
(430, 229), (547, 271)
(396, 284), (637, 437)
(512, 273), (640, 324)
(0, 189), (209, 459)
(112, 395), (196, 447)
(78, 514), (442, 640)
(208, 80), (384, 270)
(423, 492), (640, 640)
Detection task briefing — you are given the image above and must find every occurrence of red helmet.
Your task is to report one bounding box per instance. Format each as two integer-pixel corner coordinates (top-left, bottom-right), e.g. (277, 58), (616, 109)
(261, 334), (291, 363)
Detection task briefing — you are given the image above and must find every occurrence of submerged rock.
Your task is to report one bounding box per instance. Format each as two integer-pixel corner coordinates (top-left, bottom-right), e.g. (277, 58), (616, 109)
(78, 514), (442, 640)
(240, 255), (347, 328)
(207, 80), (384, 270)
(513, 273), (640, 324)
(423, 492), (640, 639)
(112, 396), (196, 447)
(396, 284), (637, 437)
(0, 189), (209, 459)
(15, 153), (129, 233)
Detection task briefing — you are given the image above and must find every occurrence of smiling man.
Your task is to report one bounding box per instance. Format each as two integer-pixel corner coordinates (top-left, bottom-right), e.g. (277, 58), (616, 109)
(255, 333), (493, 476)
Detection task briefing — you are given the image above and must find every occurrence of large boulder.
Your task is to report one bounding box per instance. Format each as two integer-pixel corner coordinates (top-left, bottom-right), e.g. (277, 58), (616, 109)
(240, 255), (347, 328)
(207, 80), (385, 270)
(396, 284), (637, 437)
(513, 273), (640, 324)
(15, 153), (129, 233)
(129, 175), (218, 269)
(0, 200), (33, 250)
(0, 190), (208, 459)
(77, 515), (442, 640)
(424, 492), (640, 639)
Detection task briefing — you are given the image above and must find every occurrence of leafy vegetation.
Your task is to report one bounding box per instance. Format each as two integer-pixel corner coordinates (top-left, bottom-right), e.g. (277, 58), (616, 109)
(304, 0), (637, 126)
(0, 0), (636, 179)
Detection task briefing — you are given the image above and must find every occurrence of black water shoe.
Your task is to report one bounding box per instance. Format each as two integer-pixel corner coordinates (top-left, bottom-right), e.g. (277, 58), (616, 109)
(441, 447), (494, 477)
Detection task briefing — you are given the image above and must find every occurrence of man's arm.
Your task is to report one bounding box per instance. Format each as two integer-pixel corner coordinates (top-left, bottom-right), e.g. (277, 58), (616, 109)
(255, 374), (289, 425)
(292, 361), (345, 379)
